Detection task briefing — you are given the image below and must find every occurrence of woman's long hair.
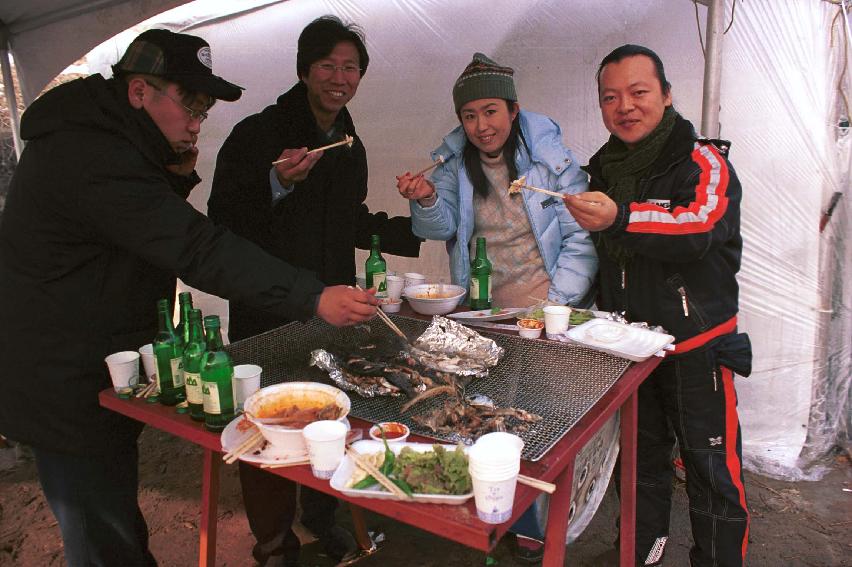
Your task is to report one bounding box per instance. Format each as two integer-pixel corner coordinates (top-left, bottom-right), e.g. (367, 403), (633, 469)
(461, 100), (528, 199)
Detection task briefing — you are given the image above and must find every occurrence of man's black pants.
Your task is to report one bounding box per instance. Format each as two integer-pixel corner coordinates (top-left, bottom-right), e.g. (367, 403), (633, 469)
(238, 460), (339, 563)
(634, 347), (749, 567)
(32, 444), (157, 567)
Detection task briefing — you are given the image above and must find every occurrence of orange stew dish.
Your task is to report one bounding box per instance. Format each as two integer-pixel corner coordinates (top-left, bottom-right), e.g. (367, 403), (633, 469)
(517, 318), (545, 330)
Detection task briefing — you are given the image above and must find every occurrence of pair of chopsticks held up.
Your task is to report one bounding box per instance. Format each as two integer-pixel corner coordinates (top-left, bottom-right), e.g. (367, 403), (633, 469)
(271, 135), (355, 165)
(273, 139), (597, 209)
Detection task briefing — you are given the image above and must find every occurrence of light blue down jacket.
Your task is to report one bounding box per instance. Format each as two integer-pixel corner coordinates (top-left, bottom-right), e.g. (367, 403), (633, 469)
(410, 109), (597, 306)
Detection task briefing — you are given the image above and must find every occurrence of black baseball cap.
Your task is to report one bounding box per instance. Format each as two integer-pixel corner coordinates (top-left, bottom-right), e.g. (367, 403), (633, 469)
(112, 29), (243, 101)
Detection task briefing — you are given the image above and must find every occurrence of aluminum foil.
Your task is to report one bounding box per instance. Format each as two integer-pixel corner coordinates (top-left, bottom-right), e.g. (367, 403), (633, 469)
(310, 348), (404, 398)
(409, 316), (504, 377)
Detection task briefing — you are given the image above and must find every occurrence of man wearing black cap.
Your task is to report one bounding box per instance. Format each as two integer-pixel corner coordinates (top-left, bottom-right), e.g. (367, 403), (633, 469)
(208, 16), (421, 567)
(0, 29), (380, 567)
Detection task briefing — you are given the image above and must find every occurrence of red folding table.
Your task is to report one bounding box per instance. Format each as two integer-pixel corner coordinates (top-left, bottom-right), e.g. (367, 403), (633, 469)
(99, 352), (658, 567)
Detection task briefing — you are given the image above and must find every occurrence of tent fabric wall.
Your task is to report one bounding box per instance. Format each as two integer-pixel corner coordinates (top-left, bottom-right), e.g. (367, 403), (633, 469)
(720, 0), (851, 480)
(3, 0), (850, 482)
(2, 0), (188, 104)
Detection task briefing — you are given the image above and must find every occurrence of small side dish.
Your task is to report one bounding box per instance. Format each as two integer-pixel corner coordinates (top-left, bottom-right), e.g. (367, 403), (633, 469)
(517, 318), (545, 330)
(369, 422), (410, 443)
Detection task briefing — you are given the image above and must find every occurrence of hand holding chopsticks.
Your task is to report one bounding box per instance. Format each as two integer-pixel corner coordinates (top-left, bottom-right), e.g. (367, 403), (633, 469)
(271, 135), (354, 165)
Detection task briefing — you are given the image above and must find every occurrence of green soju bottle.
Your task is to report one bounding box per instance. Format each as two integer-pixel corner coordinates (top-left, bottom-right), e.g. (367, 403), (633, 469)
(175, 291), (194, 348)
(153, 298), (185, 405)
(469, 237), (492, 310)
(365, 234), (388, 299)
(182, 309), (206, 421)
(200, 315), (235, 432)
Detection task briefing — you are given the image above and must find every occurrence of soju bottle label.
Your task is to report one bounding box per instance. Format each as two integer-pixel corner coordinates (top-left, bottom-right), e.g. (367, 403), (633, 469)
(185, 372), (203, 404)
(372, 272), (388, 299)
(202, 382), (222, 415)
(170, 357), (184, 387)
(471, 278), (492, 301)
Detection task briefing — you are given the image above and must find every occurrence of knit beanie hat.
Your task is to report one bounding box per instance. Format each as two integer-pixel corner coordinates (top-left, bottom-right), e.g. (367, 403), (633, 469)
(452, 52), (517, 112)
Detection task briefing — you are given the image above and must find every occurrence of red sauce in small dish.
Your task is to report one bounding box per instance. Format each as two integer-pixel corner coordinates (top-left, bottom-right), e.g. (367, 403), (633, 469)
(371, 422), (408, 440)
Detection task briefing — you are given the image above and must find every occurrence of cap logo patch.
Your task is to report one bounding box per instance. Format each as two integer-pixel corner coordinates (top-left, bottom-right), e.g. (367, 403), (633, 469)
(197, 47), (213, 70)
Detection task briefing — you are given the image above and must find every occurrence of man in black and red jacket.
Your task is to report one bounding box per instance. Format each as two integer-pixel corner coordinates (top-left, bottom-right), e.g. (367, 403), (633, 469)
(565, 45), (752, 567)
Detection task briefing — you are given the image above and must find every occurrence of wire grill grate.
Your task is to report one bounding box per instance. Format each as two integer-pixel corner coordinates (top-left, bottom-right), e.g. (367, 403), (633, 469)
(226, 315), (631, 461)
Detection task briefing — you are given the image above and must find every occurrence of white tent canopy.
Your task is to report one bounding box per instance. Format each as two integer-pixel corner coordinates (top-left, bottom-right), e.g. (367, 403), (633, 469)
(0, 0), (849, 483)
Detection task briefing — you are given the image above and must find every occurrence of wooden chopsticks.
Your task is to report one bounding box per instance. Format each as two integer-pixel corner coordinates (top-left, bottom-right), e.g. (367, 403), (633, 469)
(411, 155), (445, 178)
(134, 381), (158, 399)
(355, 285), (408, 342)
(271, 135), (354, 165)
(517, 474), (556, 494)
(374, 305), (407, 342)
(222, 429), (263, 464)
(509, 176), (601, 206)
(509, 176), (563, 198)
(346, 447), (412, 500)
(259, 457), (311, 469)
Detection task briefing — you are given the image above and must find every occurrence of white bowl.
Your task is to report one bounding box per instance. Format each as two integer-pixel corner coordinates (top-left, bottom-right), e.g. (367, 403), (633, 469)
(518, 326), (542, 339)
(403, 283), (466, 315)
(244, 382), (350, 455)
(380, 299), (402, 313)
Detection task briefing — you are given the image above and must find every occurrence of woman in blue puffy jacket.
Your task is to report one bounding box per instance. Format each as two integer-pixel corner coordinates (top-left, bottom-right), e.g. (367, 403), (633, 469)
(397, 52), (597, 308)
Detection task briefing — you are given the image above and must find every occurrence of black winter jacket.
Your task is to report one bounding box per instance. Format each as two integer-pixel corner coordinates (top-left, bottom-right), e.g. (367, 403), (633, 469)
(208, 82), (421, 340)
(0, 75), (326, 455)
(584, 115), (746, 348)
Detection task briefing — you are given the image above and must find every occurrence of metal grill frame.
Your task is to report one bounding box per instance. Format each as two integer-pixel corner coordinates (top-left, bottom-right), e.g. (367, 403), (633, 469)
(226, 315), (631, 461)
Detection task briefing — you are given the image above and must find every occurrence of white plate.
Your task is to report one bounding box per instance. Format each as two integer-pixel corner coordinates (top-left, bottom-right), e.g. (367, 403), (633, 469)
(447, 307), (527, 322)
(221, 415), (350, 465)
(565, 319), (674, 362)
(330, 439), (473, 505)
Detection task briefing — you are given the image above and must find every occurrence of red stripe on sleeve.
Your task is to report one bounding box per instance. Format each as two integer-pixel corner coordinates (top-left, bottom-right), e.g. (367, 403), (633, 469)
(626, 143), (730, 235)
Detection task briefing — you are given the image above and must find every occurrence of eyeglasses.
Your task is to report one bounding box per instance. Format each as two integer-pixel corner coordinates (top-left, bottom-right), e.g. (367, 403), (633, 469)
(145, 80), (209, 123)
(311, 63), (362, 77)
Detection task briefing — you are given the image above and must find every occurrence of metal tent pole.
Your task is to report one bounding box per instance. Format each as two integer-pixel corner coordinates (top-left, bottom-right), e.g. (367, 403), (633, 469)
(700, 0), (726, 138)
(0, 21), (23, 160)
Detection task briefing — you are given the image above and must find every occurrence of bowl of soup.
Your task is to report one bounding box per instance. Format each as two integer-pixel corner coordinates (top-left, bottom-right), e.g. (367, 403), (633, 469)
(403, 283), (466, 315)
(243, 382), (350, 455)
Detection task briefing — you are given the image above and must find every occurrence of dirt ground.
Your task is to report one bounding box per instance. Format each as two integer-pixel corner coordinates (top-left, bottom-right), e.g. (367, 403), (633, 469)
(1, 428), (850, 567)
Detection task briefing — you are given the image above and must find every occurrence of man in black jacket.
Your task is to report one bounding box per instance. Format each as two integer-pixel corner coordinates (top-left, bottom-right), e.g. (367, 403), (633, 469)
(0, 29), (379, 567)
(565, 46), (752, 567)
(208, 16), (421, 567)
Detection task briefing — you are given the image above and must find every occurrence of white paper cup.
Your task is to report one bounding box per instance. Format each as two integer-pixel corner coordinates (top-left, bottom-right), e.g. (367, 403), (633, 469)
(475, 432), (524, 455)
(543, 305), (572, 338)
(232, 364), (262, 411)
(471, 472), (519, 524)
(302, 420), (347, 479)
(104, 351), (140, 395)
(138, 343), (156, 383)
(386, 275), (404, 300)
(403, 272), (426, 289)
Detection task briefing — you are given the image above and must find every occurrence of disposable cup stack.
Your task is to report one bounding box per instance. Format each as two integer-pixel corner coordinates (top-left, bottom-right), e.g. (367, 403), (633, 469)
(469, 432), (524, 524)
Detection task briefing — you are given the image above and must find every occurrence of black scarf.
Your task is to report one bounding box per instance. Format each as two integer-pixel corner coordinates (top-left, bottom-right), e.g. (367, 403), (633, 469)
(598, 106), (678, 266)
